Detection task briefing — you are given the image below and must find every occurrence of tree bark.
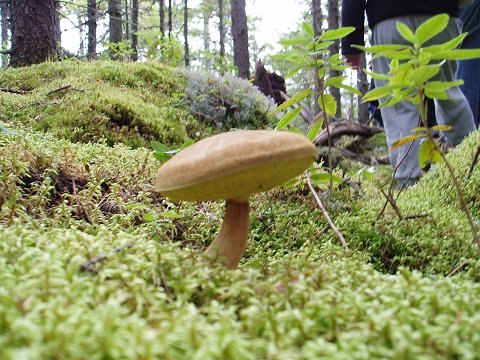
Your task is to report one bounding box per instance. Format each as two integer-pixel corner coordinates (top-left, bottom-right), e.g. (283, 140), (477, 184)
(108, 0), (123, 60)
(10, 0), (59, 67)
(183, 0), (189, 67)
(202, 1), (212, 69)
(131, 0), (138, 61)
(327, 0), (341, 118)
(124, 0), (129, 41)
(218, 0), (225, 72)
(312, 0), (322, 116)
(1, 0), (10, 67)
(168, 0), (172, 38)
(357, 52), (369, 123)
(230, 0), (249, 79)
(159, 0), (164, 36)
(87, 0), (97, 59)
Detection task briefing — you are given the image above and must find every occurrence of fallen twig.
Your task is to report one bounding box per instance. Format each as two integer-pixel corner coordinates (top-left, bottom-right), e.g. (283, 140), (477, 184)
(45, 84), (72, 96)
(468, 145), (480, 179)
(305, 171), (348, 248)
(447, 260), (469, 277)
(80, 243), (134, 274)
(0, 87), (31, 95)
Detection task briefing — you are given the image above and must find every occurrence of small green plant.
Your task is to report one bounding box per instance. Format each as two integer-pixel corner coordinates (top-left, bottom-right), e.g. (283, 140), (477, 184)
(144, 33), (183, 66)
(272, 22), (359, 189)
(357, 13), (480, 248)
(104, 41), (135, 61)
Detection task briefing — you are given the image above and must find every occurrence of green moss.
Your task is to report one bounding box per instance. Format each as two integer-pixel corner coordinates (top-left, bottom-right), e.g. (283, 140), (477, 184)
(0, 61), (205, 148)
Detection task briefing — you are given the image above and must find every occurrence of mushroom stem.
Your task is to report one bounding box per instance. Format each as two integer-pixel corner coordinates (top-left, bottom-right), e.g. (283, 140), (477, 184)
(205, 199), (250, 269)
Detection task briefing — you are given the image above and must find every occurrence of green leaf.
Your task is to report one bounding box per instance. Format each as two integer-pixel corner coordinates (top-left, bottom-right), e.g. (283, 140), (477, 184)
(319, 27), (355, 41)
(319, 94), (337, 117)
(396, 22), (416, 43)
(307, 120), (324, 141)
(352, 44), (406, 53)
(429, 48), (480, 60)
(282, 178), (299, 189)
(415, 14), (449, 46)
(390, 134), (422, 150)
(278, 37), (309, 47)
(153, 152), (172, 162)
(418, 138), (444, 168)
(151, 141), (170, 153)
(310, 173), (343, 184)
(270, 88), (312, 115)
(275, 107), (303, 129)
(424, 80), (464, 92)
(158, 211), (182, 218)
(362, 84), (404, 102)
(431, 124), (452, 131)
(407, 65), (441, 85)
(301, 21), (314, 37)
(143, 213), (157, 222)
(423, 33), (467, 53)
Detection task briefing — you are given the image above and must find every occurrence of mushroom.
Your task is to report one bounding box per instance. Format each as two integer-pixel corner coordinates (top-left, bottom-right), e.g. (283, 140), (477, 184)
(155, 130), (317, 269)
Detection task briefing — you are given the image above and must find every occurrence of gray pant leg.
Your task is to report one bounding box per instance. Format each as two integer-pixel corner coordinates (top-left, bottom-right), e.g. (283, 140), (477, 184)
(372, 15), (476, 182)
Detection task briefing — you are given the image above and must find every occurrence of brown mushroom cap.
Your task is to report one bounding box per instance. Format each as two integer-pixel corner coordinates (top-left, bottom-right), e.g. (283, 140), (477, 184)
(155, 130), (318, 201)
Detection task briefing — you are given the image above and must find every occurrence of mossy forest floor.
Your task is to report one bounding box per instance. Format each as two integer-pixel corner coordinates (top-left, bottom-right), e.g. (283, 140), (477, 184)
(1, 61), (480, 359)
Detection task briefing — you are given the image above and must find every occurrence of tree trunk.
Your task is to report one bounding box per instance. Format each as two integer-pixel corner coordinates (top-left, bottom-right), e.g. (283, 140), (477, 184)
(108, 0), (122, 60)
(312, 0), (322, 117)
(87, 0), (97, 59)
(131, 0), (138, 61)
(183, 0), (189, 67)
(124, 0), (129, 42)
(230, 0), (249, 79)
(10, 0), (59, 67)
(218, 0), (225, 72)
(202, 1), (212, 69)
(77, 14), (85, 56)
(1, 0), (10, 67)
(159, 0), (164, 36)
(168, 0), (172, 38)
(327, 0), (341, 118)
(55, 0), (61, 45)
(357, 52), (369, 123)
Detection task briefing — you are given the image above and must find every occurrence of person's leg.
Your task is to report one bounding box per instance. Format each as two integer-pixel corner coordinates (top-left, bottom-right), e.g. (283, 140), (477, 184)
(372, 15), (476, 186)
(458, 30), (480, 128)
(432, 18), (477, 144)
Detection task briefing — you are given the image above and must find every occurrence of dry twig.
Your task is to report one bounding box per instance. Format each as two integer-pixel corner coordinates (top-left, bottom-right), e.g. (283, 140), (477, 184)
(305, 171), (348, 248)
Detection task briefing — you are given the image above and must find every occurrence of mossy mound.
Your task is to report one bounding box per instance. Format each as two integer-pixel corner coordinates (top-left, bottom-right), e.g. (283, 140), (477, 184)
(0, 61), (204, 148)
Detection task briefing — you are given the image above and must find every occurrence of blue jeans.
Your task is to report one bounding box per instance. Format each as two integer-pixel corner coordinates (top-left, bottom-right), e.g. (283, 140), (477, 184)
(457, 29), (480, 128)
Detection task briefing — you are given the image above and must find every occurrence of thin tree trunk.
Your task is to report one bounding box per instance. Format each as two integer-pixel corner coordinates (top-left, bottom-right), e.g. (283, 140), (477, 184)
(357, 52), (369, 122)
(230, 0), (249, 79)
(168, 0), (172, 38)
(87, 0), (97, 59)
(183, 0), (189, 67)
(1, 0), (10, 67)
(202, 1), (211, 69)
(77, 14), (85, 56)
(312, 0), (322, 117)
(10, 0), (58, 67)
(218, 0), (225, 72)
(124, 0), (129, 42)
(131, 0), (138, 61)
(108, 0), (123, 59)
(55, 0), (61, 45)
(159, 0), (164, 36)
(327, 0), (341, 118)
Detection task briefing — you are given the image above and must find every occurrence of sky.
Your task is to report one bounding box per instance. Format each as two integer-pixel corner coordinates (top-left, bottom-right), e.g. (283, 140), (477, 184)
(61, 0), (310, 56)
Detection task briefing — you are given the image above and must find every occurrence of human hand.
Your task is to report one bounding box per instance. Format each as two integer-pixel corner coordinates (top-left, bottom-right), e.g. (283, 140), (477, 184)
(345, 54), (362, 71)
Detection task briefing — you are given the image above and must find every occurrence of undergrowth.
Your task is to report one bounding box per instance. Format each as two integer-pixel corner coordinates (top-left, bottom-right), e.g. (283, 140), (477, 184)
(1, 61), (480, 358)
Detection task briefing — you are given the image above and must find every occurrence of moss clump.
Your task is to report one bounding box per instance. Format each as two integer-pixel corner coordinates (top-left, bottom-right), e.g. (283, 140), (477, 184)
(0, 61), (204, 148)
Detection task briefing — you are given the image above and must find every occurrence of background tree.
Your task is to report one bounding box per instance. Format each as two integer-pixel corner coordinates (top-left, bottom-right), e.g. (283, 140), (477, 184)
(87, 0), (97, 59)
(1, 0), (10, 67)
(168, 0), (172, 37)
(357, 52), (369, 122)
(183, 0), (188, 66)
(159, 0), (164, 35)
(218, 0), (225, 71)
(327, 0), (341, 118)
(108, 0), (123, 59)
(131, 0), (139, 61)
(312, 0), (322, 116)
(10, 0), (59, 67)
(230, 0), (249, 78)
